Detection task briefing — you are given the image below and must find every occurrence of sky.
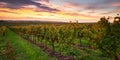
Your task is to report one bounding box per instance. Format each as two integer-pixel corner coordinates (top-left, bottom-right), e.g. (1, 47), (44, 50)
(0, 0), (120, 22)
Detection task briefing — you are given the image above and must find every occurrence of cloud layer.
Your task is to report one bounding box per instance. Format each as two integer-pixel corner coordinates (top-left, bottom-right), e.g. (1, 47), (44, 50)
(0, 0), (59, 12)
(0, 0), (120, 22)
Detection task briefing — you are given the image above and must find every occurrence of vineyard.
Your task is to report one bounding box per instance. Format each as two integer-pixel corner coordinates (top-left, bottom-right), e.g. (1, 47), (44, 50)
(0, 17), (120, 60)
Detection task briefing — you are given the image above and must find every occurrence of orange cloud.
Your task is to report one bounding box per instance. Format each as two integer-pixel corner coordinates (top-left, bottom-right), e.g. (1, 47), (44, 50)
(57, 12), (99, 19)
(112, 2), (120, 6)
(117, 9), (120, 12)
(0, 7), (99, 22)
(62, 3), (82, 8)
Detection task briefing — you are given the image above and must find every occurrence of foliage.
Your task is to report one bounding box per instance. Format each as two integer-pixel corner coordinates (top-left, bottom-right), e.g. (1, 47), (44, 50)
(98, 17), (120, 59)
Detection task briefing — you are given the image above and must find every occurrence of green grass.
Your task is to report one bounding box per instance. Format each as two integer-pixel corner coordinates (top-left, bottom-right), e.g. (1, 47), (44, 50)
(5, 28), (57, 60)
(0, 33), (6, 60)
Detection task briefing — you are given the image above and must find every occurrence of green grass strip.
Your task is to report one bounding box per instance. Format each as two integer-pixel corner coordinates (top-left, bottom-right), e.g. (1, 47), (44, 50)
(5, 28), (57, 60)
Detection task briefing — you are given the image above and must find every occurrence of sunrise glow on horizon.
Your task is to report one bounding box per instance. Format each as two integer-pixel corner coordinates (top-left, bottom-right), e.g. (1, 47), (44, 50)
(0, 0), (120, 22)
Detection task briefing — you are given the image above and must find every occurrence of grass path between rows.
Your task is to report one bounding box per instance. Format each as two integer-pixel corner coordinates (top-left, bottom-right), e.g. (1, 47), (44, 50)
(5, 28), (57, 60)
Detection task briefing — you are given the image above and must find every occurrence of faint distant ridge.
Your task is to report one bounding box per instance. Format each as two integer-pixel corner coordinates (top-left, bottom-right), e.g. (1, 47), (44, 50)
(0, 20), (96, 24)
(0, 20), (66, 23)
(0, 20), (68, 26)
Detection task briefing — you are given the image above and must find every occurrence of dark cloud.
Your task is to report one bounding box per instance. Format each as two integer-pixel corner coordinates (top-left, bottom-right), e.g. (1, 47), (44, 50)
(0, 0), (39, 8)
(0, 0), (59, 12)
(35, 8), (59, 13)
(84, 0), (120, 11)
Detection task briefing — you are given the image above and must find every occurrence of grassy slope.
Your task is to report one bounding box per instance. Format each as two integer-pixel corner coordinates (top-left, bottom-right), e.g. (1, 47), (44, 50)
(5, 28), (57, 60)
